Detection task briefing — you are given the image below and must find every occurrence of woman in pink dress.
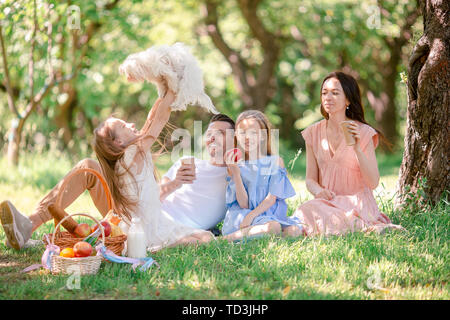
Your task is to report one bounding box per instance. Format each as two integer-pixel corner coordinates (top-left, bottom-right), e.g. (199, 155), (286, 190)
(294, 71), (404, 236)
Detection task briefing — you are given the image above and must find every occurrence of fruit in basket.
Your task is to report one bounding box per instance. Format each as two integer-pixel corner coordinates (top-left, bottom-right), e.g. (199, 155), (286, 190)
(92, 221), (112, 237)
(110, 223), (125, 237)
(60, 247), (75, 258)
(74, 223), (92, 238)
(73, 241), (93, 257)
(105, 210), (122, 226)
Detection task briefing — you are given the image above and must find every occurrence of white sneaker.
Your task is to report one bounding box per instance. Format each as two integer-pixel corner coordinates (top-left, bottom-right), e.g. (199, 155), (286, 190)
(0, 200), (33, 250)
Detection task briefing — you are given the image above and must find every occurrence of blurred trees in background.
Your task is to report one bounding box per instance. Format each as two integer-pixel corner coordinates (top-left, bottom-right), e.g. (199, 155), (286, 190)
(1, 0), (421, 165)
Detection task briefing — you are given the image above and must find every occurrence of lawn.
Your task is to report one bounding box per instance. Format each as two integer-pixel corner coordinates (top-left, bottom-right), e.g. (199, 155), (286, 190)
(0, 151), (448, 300)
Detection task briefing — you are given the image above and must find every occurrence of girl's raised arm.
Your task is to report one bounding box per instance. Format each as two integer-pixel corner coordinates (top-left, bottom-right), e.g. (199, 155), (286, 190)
(139, 91), (175, 151)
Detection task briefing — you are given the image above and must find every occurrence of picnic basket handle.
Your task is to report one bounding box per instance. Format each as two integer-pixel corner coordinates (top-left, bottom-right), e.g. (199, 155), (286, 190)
(51, 213), (106, 246)
(55, 168), (113, 212)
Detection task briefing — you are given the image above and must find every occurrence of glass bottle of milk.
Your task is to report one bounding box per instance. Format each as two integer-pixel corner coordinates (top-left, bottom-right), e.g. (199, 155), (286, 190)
(127, 217), (147, 259)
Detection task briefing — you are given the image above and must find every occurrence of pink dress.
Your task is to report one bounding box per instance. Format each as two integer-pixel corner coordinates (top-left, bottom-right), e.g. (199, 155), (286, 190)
(294, 120), (404, 236)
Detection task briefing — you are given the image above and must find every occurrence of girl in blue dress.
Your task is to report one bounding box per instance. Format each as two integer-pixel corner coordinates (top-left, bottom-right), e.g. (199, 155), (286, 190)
(222, 110), (304, 241)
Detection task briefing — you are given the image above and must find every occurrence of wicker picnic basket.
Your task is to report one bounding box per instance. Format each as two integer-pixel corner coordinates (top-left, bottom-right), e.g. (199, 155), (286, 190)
(43, 168), (127, 256)
(50, 213), (104, 275)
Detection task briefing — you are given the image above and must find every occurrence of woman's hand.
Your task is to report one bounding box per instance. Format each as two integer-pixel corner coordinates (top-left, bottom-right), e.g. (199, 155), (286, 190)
(346, 121), (362, 150)
(314, 188), (336, 200)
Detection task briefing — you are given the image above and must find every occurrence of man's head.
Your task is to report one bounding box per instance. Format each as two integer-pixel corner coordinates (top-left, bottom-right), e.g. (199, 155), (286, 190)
(205, 114), (235, 165)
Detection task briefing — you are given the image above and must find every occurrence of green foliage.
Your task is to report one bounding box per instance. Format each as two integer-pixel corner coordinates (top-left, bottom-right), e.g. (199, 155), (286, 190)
(1, 0), (420, 158)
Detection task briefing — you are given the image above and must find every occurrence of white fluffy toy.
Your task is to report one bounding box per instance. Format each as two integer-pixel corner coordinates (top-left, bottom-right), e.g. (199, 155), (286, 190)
(119, 42), (218, 114)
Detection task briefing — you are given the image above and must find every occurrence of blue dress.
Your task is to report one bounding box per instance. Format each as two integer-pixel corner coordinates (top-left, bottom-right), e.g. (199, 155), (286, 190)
(222, 155), (303, 235)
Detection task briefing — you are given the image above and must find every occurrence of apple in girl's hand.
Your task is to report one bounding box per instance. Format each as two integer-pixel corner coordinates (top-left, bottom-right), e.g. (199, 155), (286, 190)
(73, 241), (93, 257)
(92, 221), (112, 237)
(226, 148), (242, 163)
(232, 148), (242, 162)
(74, 223), (92, 238)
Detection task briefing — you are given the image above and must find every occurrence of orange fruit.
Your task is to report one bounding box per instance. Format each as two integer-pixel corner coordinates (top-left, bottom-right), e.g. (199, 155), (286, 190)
(60, 247), (75, 258)
(109, 215), (121, 226)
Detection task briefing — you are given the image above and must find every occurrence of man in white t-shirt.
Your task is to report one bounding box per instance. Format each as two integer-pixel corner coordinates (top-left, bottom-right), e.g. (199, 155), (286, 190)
(159, 114), (235, 235)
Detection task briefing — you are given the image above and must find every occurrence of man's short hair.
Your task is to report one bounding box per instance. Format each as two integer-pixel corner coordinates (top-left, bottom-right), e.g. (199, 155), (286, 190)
(209, 113), (235, 130)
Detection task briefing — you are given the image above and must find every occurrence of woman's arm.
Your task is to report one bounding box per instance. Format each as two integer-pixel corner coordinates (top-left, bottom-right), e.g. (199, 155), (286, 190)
(304, 144), (335, 200)
(353, 141), (380, 189)
(347, 123), (380, 189)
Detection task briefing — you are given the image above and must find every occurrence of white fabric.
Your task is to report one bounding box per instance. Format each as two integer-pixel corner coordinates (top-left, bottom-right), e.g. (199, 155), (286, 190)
(116, 145), (206, 251)
(162, 158), (228, 230)
(119, 42), (218, 114)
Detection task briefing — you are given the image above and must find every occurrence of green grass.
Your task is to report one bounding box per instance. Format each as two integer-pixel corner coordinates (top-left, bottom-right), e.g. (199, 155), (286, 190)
(0, 151), (448, 300)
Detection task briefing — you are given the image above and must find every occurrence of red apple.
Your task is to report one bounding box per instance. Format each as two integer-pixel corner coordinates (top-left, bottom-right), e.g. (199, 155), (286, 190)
(73, 241), (93, 257)
(74, 223), (92, 238)
(92, 221), (112, 237)
(226, 148), (242, 163)
(232, 148), (242, 162)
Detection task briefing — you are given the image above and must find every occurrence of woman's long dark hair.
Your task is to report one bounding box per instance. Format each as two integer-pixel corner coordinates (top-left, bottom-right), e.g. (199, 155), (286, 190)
(320, 71), (391, 149)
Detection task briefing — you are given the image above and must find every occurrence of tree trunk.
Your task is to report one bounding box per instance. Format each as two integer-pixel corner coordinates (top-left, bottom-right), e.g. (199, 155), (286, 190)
(378, 52), (400, 150)
(278, 79), (302, 149)
(397, 0), (450, 206)
(202, 0), (281, 112)
(54, 83), (77, 150)
(6, 118), (25, 165)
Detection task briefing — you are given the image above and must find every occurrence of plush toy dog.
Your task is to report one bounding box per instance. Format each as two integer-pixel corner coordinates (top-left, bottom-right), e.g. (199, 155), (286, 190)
(119, 42), (218, 114)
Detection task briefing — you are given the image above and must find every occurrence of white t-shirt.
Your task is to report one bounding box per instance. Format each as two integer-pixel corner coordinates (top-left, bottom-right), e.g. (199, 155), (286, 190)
(161, 158), (228, 230)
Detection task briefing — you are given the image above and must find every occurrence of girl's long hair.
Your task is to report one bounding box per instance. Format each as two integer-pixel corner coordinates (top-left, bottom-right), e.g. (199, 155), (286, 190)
(92, 117), (172, 221)
(235, 110), (273, 160)
(320, 71), (391, 149)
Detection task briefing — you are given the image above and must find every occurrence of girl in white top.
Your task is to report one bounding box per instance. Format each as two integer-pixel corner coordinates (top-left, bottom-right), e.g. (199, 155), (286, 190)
(92, 89), (213, 252)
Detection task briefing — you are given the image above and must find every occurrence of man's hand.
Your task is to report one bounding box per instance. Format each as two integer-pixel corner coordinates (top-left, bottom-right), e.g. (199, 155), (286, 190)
(159, 162), (196, 202)
(173, 162), (196, 186)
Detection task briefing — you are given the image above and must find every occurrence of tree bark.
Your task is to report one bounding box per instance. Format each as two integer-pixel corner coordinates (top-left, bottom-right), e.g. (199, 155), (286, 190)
(397, 0), (450, 206)
(54, 83), (77, 148)
(377, 50), (400, 149)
